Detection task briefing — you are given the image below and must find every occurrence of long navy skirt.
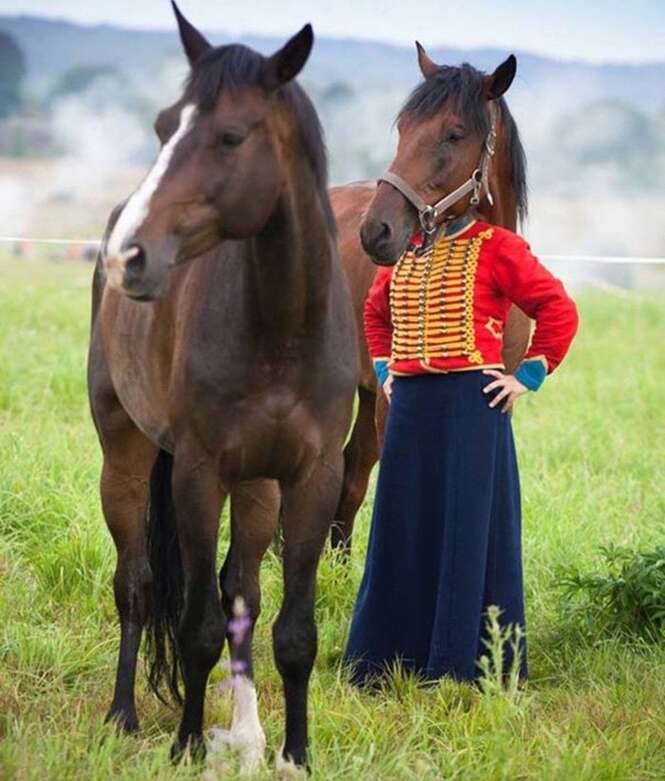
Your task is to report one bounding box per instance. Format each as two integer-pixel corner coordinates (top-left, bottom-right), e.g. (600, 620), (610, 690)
(344, 371), (527, 685)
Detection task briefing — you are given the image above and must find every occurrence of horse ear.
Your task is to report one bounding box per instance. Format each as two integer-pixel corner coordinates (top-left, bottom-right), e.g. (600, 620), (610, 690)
(171, 1), (212, 67)
(484, 54), (517, 100)
(262, 24), (314, 90)
(415, 41), (440, 79)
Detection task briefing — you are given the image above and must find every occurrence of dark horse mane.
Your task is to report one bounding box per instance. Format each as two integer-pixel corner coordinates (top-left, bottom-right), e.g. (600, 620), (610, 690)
(184, 43), (336, 234)
(398, 62), (528, 227)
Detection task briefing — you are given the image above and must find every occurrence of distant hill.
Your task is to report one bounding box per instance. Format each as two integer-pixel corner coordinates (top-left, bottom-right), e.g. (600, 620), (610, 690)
(2, 13), (664, 114)
(2, 13), (664, 257)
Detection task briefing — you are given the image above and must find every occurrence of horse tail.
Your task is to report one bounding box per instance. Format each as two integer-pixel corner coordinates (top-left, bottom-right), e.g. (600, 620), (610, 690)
(144, 449), (184, 705)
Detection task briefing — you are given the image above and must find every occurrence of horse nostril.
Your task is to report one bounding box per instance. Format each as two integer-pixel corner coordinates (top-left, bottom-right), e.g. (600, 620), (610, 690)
(123, 245), (146, 286)
(377, 221), (391, 243)
(361, 218), (392, 254)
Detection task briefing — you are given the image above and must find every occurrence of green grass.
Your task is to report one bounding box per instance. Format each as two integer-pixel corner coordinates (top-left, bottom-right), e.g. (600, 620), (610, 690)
(1, 255), (664, 780)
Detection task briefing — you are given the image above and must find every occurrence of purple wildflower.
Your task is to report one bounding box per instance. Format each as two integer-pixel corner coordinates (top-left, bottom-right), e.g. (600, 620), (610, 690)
(216, 597), (251, 695)
(228, 613), (252, 645)
(228, 597), (252, 646)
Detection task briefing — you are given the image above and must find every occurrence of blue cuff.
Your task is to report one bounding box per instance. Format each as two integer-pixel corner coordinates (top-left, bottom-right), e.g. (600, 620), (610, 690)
(515, 359), (547, 391)
(373, 359), (389, 388)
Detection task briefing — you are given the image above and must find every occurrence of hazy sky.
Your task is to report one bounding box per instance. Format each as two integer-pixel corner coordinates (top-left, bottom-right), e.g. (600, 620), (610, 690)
(2, 0), (664, 64)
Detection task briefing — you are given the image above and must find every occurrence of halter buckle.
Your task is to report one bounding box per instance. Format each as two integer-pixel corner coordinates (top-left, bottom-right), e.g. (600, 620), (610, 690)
(470, 168), (483, 206)
(419, 205), (437, 234)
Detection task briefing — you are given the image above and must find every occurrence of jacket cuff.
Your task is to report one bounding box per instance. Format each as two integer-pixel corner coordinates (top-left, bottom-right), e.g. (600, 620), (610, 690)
(373, 358), (390, 388)
(515, 358), (547, 391)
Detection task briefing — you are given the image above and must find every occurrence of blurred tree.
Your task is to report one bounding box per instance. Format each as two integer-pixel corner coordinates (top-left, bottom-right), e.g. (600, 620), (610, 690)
(50, 65), (126, 101)
(553, 100), (662, 190)
(48, 64), (152, 128)
(0, 31), (27, 118)
(321, 81), (354, 104)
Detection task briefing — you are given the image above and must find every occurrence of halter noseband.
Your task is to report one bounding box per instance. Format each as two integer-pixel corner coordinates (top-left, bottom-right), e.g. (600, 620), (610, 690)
(378, 102), (498, 236)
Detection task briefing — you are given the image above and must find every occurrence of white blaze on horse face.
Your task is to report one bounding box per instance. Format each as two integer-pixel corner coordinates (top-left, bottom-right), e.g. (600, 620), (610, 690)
(106, 103), (198, 258)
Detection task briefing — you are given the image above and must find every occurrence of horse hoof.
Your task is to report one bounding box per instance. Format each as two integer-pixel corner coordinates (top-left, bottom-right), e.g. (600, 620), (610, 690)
(275, 747), (307, 778)
(204, 728), (233, 777)
(170, 733), (206, 765)
(105, 707), (139, 735)
(207, 725), (266, 775)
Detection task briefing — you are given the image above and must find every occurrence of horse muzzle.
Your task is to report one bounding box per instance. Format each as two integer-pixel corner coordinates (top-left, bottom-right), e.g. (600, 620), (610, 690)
(360, 214), (412, 266)
(104, 241), (174, 301)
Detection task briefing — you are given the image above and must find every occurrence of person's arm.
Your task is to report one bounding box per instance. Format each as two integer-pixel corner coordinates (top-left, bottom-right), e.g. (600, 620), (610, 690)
(484, 232), (579, 411)
(364, 268), (394, 394)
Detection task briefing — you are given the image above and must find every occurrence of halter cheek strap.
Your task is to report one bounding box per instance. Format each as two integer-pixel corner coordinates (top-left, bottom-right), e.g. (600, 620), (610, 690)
(378, 102), (498, 235)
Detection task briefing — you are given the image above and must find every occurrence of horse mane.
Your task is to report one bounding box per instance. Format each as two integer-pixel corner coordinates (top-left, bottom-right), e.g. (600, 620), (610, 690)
(398, 62), (528, 227)
(184, 44), (335, 234)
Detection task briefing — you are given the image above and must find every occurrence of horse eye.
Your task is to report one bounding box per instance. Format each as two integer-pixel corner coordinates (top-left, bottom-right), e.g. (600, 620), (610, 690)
(218, 130), (246, 149)
(446, 131), (465, 144)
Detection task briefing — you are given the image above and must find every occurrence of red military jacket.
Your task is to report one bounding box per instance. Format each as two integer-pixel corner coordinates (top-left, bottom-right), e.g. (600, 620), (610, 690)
(364, 220), (578, 376)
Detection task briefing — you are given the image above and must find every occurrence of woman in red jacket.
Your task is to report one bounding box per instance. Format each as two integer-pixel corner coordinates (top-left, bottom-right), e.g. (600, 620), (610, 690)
(344, 215), (578, 686)
(343, 50), (579, 687)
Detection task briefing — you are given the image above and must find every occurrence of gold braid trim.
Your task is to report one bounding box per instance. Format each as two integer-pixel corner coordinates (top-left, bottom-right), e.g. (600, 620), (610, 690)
(390, 228), (494, 364)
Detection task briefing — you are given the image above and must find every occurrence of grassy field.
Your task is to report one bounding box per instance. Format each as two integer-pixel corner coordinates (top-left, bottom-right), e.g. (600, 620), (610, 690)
(1, 255), (664, 780)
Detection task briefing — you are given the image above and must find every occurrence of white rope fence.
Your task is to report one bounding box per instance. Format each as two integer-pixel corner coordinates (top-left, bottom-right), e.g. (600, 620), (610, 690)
(0, 236), (664, 267)
(542, 255), (665, 266)
(0, 237), (101, 245)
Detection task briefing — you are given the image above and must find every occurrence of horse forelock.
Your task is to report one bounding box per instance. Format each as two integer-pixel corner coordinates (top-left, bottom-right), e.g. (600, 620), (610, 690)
(399, 63), (490, 134)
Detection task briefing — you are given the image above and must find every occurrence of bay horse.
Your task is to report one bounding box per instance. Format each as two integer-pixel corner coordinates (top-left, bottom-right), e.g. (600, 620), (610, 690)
(330, 43), (530, 550)
(88, 3), (357, 772)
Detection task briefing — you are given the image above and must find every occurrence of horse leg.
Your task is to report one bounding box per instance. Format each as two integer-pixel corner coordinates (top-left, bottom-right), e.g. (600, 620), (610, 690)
(170, 453), (227, 761)
(210, 479), (279, 773)
(374, 385), (389, 455)
(99, 411), (157, 732)
(275, 453), (343, 771)
(331, 386), (378, 552)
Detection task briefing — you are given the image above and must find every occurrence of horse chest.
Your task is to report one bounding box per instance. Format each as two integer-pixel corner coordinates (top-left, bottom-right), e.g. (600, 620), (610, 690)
(188, 394), (323, 482)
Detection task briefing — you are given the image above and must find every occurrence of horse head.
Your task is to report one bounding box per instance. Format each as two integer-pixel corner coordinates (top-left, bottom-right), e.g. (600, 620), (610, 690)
(361, 44), (525, 265)
(103, 1), (315, 300)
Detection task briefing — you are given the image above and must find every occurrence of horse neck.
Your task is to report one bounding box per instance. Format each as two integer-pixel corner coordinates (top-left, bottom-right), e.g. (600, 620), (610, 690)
(246, 162), (334, 337)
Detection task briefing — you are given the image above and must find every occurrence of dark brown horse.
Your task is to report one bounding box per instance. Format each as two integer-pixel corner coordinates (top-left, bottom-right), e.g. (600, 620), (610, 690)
(330, 44), (531, 550)
(88, 3), (357, 772)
